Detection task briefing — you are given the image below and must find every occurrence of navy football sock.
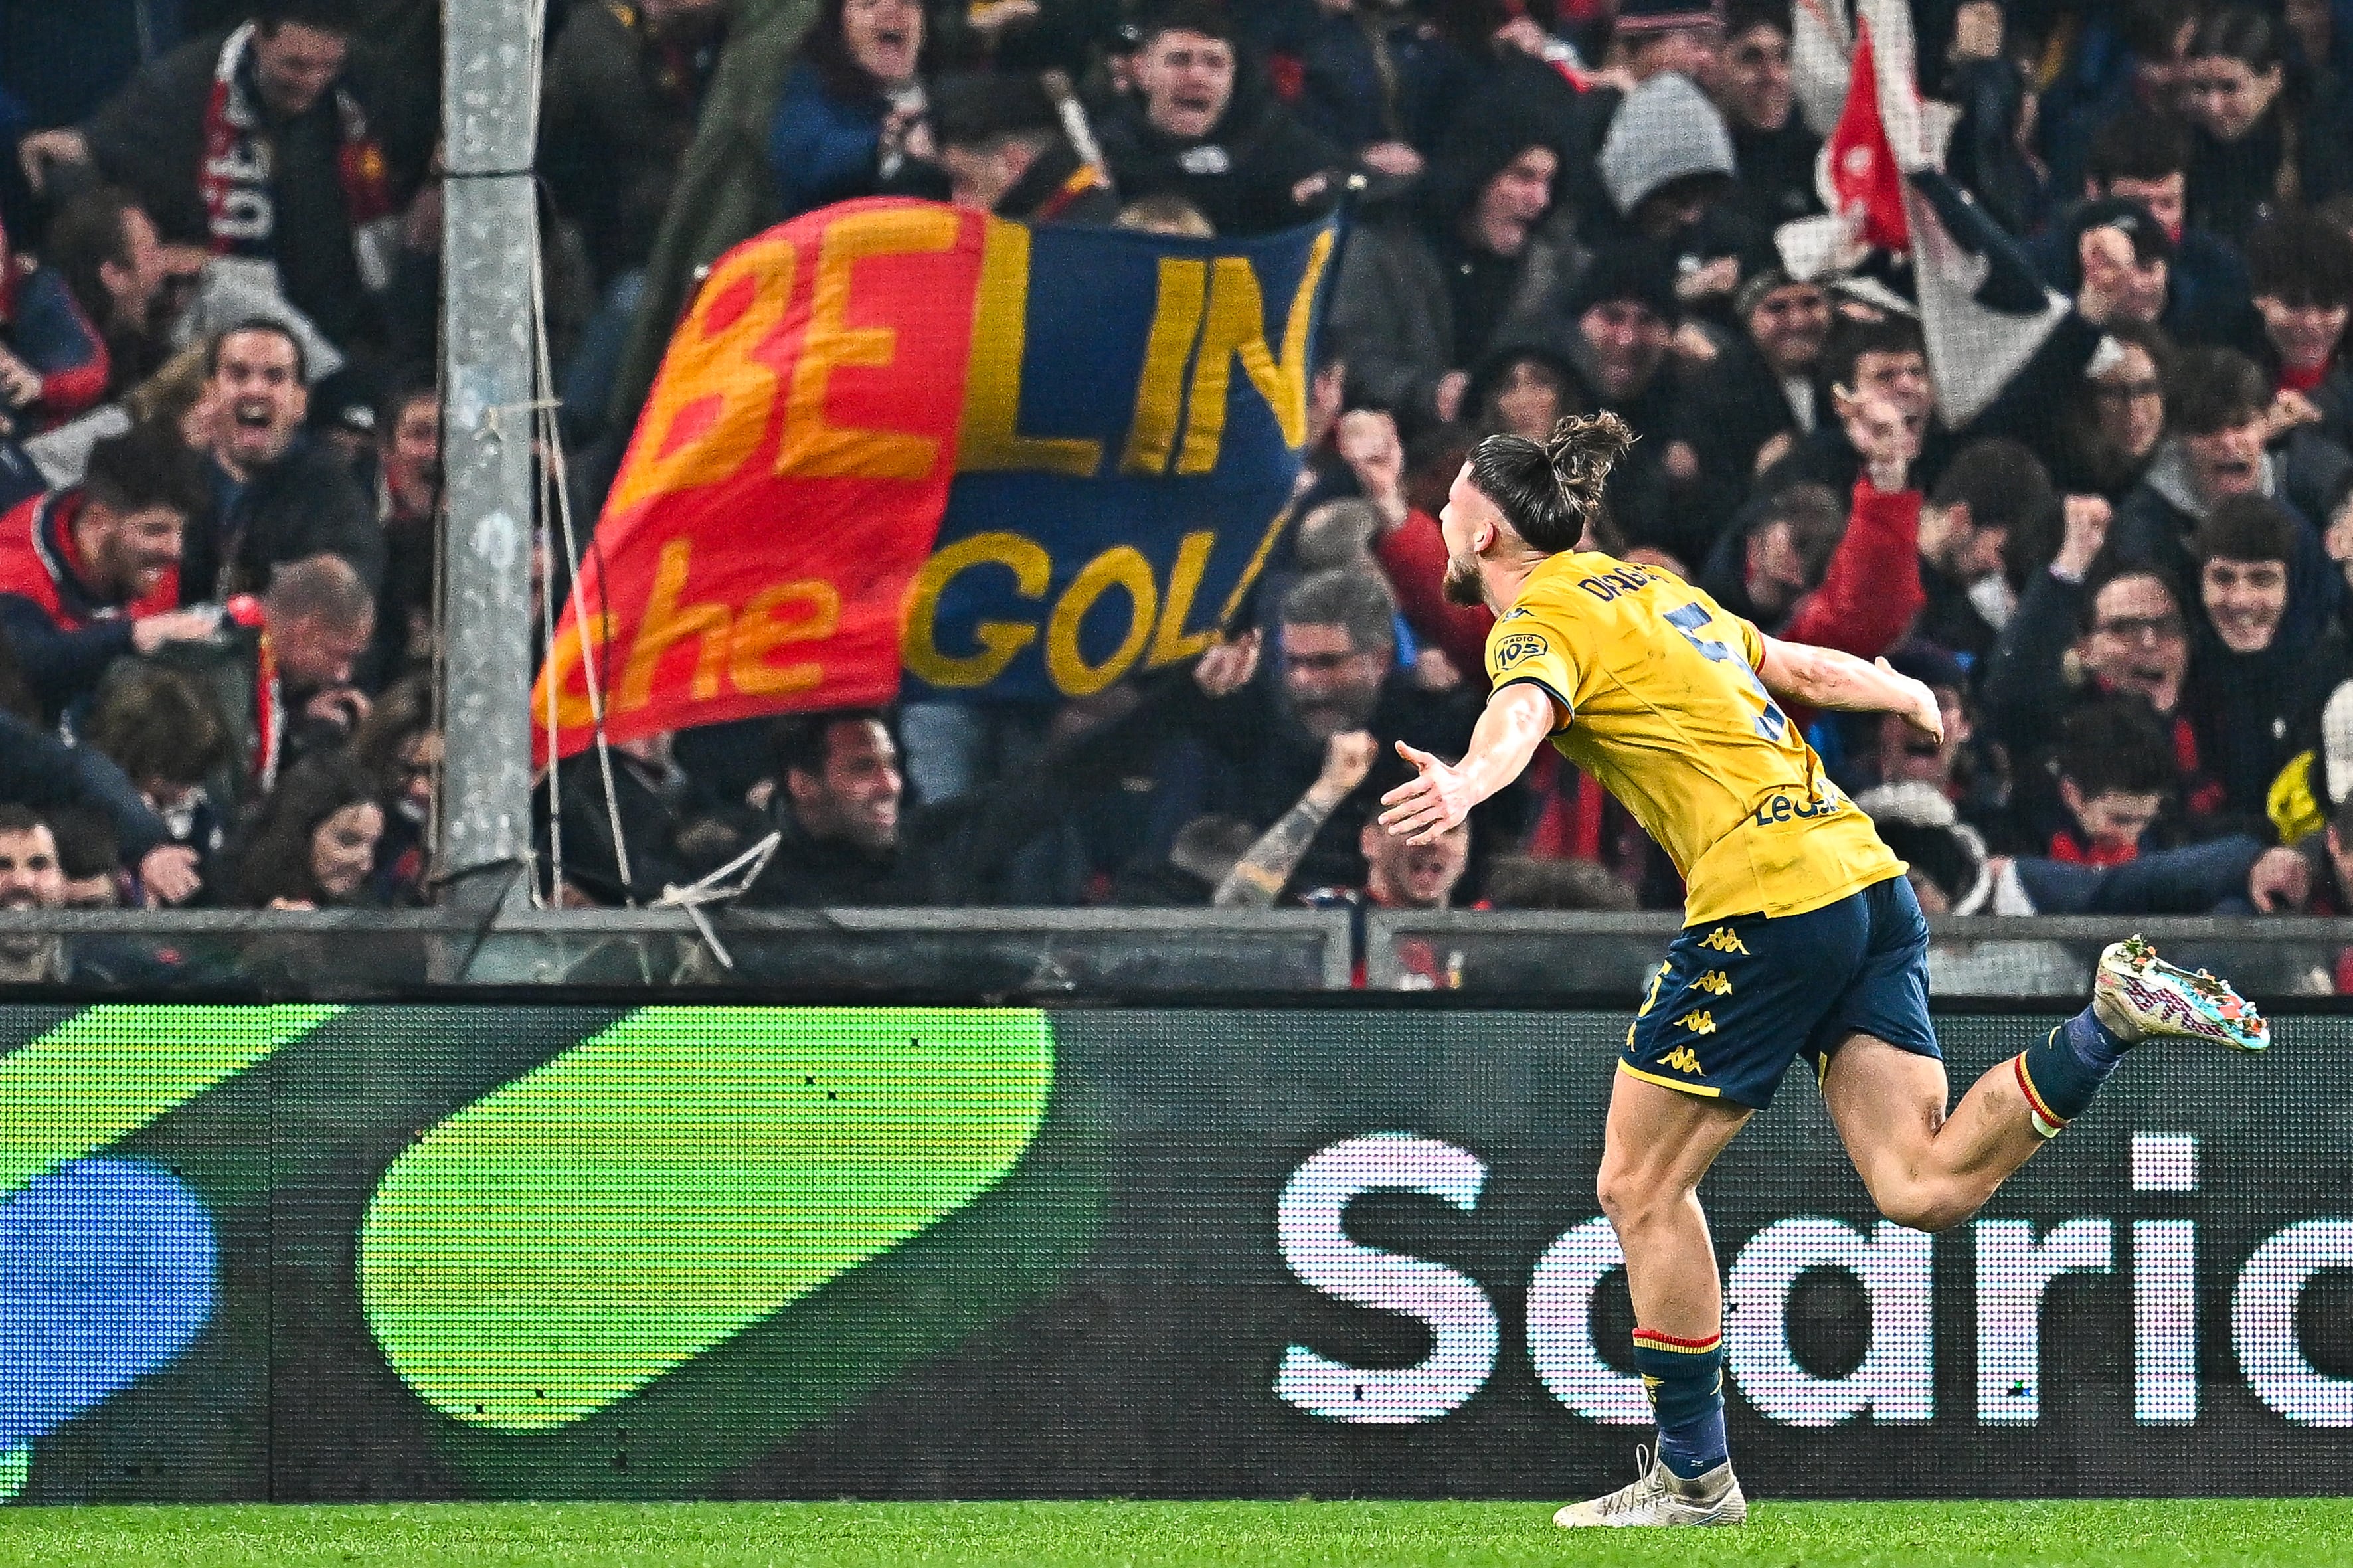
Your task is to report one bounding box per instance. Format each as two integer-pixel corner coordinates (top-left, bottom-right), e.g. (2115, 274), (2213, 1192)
(2014, 1007), (2129, 1134)
(1632, 1328), (1727, 1479)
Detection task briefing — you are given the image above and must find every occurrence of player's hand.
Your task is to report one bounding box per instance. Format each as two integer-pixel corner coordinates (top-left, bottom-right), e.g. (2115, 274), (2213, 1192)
(1192, 628), (1261, 699)
(2248, 846), (2312, 914)
(139, 845), (202, 907)
(1877, 657), (1944, 745)
(1315, 729), (1379, 799)
(1379, 740), (1474, 844)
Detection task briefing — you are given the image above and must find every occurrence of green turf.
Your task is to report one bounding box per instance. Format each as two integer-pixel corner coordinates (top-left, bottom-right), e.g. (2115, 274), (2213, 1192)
(0, 1501), (2346, 1567)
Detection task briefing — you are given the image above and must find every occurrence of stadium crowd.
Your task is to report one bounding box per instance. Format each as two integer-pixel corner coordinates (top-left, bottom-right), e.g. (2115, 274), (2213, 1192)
(3, 0), (2353, 978)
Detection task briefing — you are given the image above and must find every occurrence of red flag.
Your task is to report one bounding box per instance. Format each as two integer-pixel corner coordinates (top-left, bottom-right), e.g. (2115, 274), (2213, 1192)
(1826, 19), (1908, 252)
(533, 201), (988, 764)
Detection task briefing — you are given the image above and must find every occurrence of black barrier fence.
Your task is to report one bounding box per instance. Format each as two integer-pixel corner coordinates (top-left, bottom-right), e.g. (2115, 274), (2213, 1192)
(0, 1003), (2346, 1503)
(8, 911), (2353, 1002)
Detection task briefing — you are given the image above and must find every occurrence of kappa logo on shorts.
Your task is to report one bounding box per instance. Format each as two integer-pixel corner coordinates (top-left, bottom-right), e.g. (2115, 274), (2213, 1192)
(1493, 632), (1549, 671)
(1695, 969), (1733, 996)
(1676, 1013), (1717, 1037)
(1659, 1044), (1704, 1072)
(1698, 928), (1749, 956)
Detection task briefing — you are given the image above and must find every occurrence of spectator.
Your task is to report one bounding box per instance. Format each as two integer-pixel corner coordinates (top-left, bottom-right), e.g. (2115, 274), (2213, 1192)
(1326, 102), (1565, 430)
(1985, 545), (2222, 832)
(542, 0), (726, 288)
(79, 662), (233, 884)
(1213, 727), (1376, 906)
(2183, 5), (2353, 243)
(1468, 343), (1584, 442)
(0, 220), (110, 432)
(2041, 0), (2202, 194)
(223, 752), (385, 908)
(2048, 698), (2178, 863)
(1592, 68), (1743, 263)
(1555, 244), (1688, 557)
(0, 804), (66, 984)
(1094, 5), (1344, 237)
(42, 185), (176, 398)
(347, 673), (435, 905)
(1915, 438), (2058, 665)
(2061, 107), (2251, 337)
(743, 707), (907, 905)
(1757, 313), (1947, 515)
(0, 420), (216, 721)
(1172, 567), (1488, 899)
(188, 320), (383, 600)
(768, 0), (931, 221)
(1671, 263), (1830, 532)
(1841, 642), (2000, 833)
(365, 373), (437, 684)
(2241, 213), (2353, 452)
(1281, 0), (1435, 175)
(2184, 494), (2347, 820)
(928, 73), (1118, 222)
(543, 729), (707, 907)
(146, 551), (375, 799)
(25, 0), (414, 355)
(0, 702), (194, 905)
(2052, 321), (2172, 501)
(1332, 408), (1494, 685)
(2044, 197), (2176, 332)
(1411, 0), (1592, 172)
(1711, 0), (1820, 231)
(2113, 344), (2348, 606)
(1697, 482), (1846, 630)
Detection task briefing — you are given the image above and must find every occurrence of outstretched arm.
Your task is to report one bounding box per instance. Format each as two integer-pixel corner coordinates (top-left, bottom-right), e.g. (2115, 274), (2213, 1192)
(1378, 682), (1555, 845)
(1756, 636), (1945, 742)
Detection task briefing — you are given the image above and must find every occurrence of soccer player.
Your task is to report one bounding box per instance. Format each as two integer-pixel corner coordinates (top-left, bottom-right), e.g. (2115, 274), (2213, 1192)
(1379, 412), (2268, 1528)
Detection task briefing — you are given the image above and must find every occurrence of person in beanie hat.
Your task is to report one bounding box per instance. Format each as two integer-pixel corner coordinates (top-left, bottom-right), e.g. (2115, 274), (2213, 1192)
(1548, 241), (1690, 557)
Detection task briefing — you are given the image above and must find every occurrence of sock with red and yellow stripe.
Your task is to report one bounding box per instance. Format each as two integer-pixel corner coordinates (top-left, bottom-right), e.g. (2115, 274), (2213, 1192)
(2014, 1006), (2132, 1137)
(1632, 1327), (1727, 1479)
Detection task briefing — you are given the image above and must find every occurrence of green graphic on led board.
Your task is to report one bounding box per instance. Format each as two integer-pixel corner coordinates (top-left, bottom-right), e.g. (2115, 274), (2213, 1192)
(357, 1006), (1055, 1430)
(0, 1004), (343, 1197)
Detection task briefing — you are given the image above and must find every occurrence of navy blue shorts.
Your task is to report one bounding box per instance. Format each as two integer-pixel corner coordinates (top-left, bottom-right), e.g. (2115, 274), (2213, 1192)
(1620, 875), (1941, 1110)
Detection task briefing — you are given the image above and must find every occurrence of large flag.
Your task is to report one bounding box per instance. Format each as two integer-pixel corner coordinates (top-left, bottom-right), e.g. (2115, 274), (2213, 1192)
(1797, 0), (2069, 427)
(535, 199), (1336, 763)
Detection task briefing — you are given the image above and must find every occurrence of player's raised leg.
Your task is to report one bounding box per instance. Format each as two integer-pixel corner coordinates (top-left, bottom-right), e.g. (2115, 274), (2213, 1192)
(1824, 938), (2268, 1232)
(1553, 1071), (1751, 1529)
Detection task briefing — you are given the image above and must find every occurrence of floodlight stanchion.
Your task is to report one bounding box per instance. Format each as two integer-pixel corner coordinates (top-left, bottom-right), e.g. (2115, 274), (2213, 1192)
(436, 0), (541, 915)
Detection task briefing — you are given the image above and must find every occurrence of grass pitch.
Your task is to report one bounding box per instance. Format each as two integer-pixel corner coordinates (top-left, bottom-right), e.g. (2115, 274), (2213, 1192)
(0, 1500), (2345, 1567)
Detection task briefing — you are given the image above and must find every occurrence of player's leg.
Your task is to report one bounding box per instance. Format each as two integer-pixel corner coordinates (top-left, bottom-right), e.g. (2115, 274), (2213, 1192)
(1597, 1070), (1751, 1458)
(1820, 1034), (2045, 1232)
(1824, 934), (2268, 1231)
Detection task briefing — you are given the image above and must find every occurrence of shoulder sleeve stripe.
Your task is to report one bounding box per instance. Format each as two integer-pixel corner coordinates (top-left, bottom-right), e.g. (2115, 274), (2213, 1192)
(1496, 674), (1573, 734)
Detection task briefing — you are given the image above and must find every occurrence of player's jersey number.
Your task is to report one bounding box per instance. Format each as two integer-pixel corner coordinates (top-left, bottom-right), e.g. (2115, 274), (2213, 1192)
(1663, 602), (1790, 742)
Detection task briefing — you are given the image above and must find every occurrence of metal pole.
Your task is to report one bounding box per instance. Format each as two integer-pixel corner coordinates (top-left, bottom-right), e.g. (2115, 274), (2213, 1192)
(437, 0), (540, 915)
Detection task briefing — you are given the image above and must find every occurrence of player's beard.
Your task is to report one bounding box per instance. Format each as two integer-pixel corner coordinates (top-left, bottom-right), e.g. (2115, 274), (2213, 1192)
(1442, 549), (1486, 608)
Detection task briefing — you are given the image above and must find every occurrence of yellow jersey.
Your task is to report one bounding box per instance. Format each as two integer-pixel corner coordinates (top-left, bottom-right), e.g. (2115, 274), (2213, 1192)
(1486, 551), (1905, 925)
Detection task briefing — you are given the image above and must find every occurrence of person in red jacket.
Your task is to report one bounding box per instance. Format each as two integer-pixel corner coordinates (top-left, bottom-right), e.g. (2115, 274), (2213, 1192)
(0, 222), (110, 433)
(1774, 387), (1928, 659)
(0, 422), (217, 719)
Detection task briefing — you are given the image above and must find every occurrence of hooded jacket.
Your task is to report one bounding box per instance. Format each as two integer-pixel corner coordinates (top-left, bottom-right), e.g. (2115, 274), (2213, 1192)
(1326, 108), (1571, 427)
(2113, 430), (2350, 624)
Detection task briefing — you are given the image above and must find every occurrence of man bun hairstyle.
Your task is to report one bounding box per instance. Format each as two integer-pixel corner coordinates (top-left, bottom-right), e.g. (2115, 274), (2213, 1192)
(1468, 412), (1635, 554)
